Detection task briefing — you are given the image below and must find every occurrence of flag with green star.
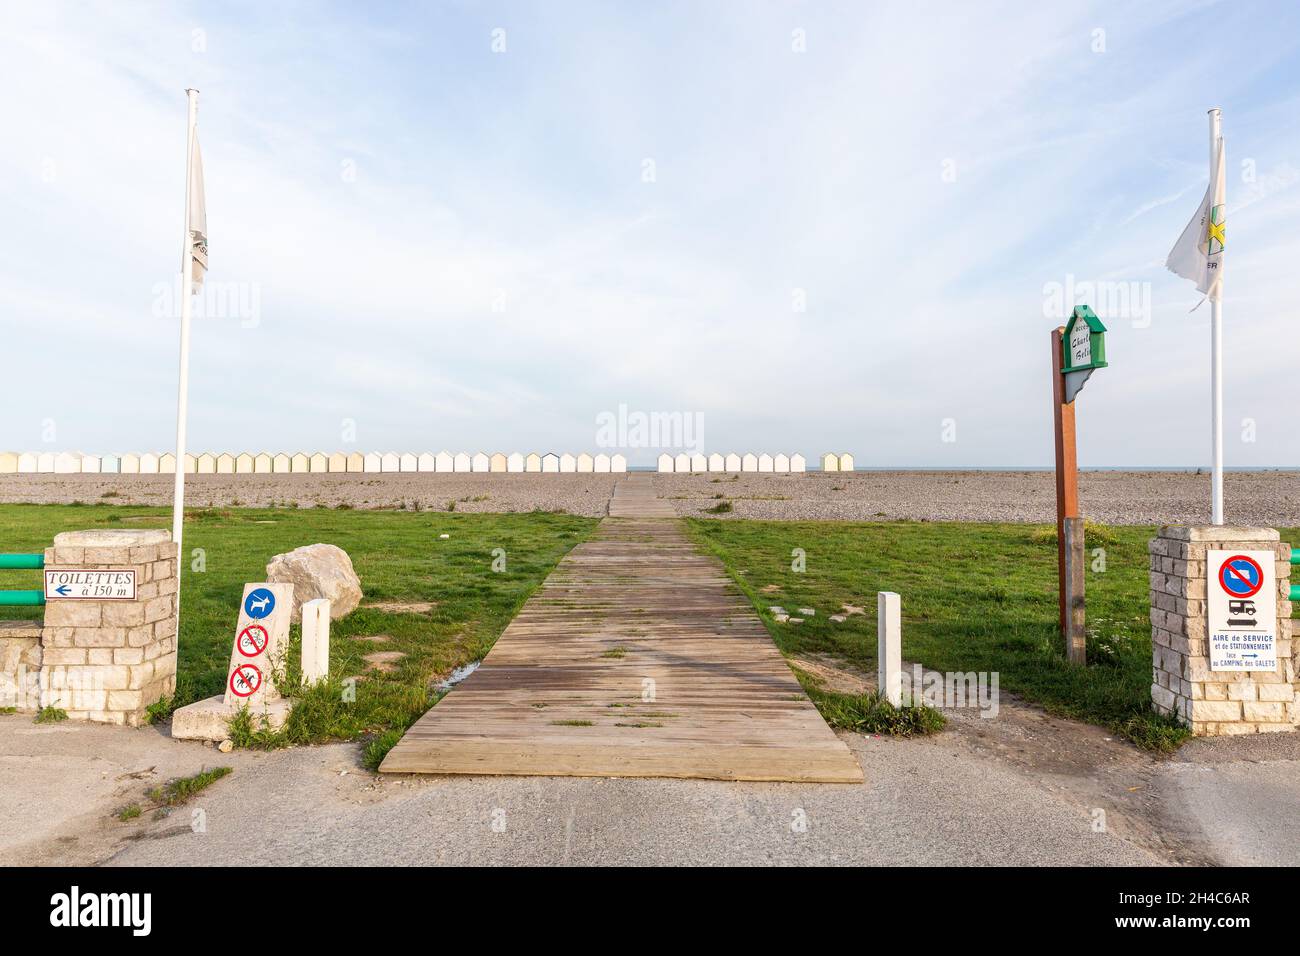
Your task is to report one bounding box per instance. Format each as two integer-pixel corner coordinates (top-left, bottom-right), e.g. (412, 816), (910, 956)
(1167, 134), (1226, 301)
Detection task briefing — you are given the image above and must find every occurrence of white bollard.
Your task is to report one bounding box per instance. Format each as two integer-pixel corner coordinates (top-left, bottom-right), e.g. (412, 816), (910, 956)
(301, 598), (331, 686)
(877, 591), (902, 707)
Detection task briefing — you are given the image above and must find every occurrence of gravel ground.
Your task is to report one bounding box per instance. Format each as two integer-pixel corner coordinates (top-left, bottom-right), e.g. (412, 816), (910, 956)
(0, 473), (621, 518)
(0, 470), (1296, 525)
(655, 470), (1300, 526)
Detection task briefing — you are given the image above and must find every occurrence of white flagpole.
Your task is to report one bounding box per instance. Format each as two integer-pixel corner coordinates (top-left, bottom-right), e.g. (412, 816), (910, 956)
(1208, 107), (1224, 525)
(172, 89), (199, 572)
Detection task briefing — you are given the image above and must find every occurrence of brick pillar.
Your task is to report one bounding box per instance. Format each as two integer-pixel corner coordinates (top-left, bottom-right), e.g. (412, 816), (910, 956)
(1150, 526), (1295, 736)
(40, 529), (179, 726)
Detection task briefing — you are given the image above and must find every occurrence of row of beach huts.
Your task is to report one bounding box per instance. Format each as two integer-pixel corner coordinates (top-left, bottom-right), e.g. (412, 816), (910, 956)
(0, 451), (853, 475)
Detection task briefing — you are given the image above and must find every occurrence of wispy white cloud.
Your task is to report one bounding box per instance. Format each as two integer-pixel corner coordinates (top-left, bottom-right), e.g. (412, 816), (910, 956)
(1, 0), (1298, 466)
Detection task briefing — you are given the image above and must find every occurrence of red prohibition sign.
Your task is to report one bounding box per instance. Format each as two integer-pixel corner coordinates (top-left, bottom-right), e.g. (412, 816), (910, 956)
(1218, 554), (1264, 598)
(237, 624), (269, 658)
(229, 663), (262, 698)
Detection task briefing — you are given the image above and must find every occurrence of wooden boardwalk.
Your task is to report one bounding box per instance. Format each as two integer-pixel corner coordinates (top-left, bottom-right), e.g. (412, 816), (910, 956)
(380, 475), (862, 782)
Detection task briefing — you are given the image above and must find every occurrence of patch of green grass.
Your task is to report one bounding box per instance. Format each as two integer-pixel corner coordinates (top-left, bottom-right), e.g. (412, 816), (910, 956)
(116, 804), (142, 821)
(0, 707), (16, 715)
(145, 694), (179, 724)
(600, 647), (627, 658)
(685, 518), (1300, 751)
(1028, 520), (1119, 548)
(362, 728), (405, 771)
(35, 706), (68, 723)
(0, 504), (597, 749)
(810, 686), (945, 736)
(704, 500), (733, 514)
(551, 719), (593, 726)
(147, 766), (232, 806)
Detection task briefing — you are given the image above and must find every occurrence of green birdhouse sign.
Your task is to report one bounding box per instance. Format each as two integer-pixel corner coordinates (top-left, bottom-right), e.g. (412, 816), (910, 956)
(1061, 305), (1107, 402)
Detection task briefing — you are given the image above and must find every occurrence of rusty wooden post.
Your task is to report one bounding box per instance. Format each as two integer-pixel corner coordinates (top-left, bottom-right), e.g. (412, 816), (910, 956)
(1052, 327), (1086, 664)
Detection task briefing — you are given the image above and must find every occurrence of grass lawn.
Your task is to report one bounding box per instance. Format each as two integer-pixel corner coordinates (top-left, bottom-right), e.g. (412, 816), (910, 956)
(0, 503), (596, 763)
(687, 518), (1300, 752)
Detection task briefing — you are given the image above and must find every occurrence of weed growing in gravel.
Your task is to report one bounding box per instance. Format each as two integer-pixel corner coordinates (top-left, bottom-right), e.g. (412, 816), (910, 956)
(362, 729), (405, 770)
(803, 684), (946, 736)
(35, 706), (67, 723)
(148, 766), (232, 806)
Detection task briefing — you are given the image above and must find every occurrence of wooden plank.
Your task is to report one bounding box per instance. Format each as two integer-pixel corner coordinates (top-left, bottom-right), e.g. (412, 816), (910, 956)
(380, 475), (862, 783)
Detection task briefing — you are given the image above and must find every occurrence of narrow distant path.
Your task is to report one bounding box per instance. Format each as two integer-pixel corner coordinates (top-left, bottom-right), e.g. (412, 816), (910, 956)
(607, 473), (677, 517)
(382, 475), (861, 782)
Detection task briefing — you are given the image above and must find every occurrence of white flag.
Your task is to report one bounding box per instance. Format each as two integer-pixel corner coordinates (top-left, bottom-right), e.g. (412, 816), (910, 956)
(187, 130), (208, 292)
(1166, 134), (1225, 300)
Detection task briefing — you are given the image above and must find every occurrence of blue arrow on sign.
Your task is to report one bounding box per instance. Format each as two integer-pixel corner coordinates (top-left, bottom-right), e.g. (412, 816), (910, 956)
(55, 585), (71, 596)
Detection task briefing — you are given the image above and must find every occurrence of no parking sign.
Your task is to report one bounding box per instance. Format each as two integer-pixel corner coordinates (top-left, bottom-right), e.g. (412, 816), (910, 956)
(1207, 551), (1277, 672)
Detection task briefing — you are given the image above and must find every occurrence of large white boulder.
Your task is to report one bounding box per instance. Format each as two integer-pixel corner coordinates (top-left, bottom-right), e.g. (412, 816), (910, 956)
(266, 543), (362, 622)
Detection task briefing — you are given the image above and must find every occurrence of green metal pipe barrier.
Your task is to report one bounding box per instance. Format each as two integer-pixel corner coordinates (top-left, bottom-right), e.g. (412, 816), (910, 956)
(0, 554), (46, 606)
(1292, 584), (1299, 602)
(0, 590), (44, 606)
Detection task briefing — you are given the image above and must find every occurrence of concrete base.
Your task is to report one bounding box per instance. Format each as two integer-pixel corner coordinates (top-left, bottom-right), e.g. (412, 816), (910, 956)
(170, 694), (291, 742)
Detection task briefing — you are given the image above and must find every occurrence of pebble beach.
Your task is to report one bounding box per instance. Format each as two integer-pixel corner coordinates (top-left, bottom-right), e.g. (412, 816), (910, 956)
(0, 470), (1296, 526)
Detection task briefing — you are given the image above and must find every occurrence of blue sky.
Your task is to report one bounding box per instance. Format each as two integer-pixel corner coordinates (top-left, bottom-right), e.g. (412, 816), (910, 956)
(2, 0), (1298, 466)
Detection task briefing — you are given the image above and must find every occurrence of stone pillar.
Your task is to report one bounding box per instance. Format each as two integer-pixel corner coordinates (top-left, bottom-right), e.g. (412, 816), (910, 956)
(0, 621), (43, 711)
(40, 529), (179, 726)
(1150, 526), (1295, 736)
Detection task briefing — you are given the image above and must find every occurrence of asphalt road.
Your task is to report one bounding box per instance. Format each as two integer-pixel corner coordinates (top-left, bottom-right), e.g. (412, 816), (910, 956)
(102, 736), (1156, 867)
(0, 718), (1154, 867)
(5, 709), (1296, 867)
